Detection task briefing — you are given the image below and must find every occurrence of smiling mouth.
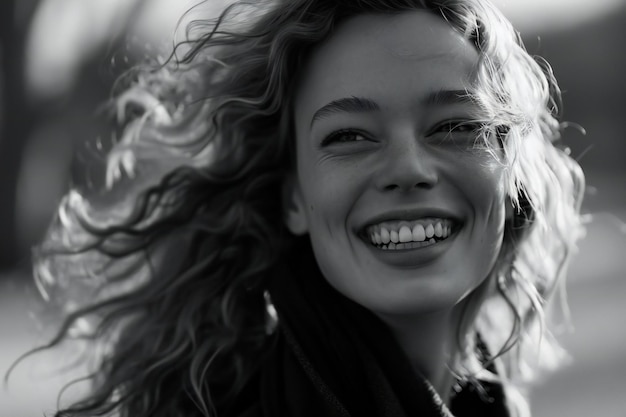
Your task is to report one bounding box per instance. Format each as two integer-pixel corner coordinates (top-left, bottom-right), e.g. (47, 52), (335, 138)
(363, 218), (458, 251)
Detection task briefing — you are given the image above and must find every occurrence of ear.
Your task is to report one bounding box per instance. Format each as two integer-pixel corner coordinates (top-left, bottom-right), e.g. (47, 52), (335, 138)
(282, 174), (308, 235)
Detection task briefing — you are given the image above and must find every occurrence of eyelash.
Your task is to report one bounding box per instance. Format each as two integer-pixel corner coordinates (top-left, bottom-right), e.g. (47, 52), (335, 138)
(320, 120), (482, 146)
(321, 129), (369, 146)
(428, 120), (482, 136)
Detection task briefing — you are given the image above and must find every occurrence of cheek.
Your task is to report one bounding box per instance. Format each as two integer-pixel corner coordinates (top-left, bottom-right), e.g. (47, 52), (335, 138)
(297, 158), (367, 226)
(463, 155), (507, 210)
(474, 170), (507, 271)
(459, 158), (508, 265)
(295, 161), (371, 295)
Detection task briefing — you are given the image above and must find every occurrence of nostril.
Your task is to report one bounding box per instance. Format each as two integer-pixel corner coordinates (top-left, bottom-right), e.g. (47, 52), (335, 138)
(383, 181), (433, 192)
(375, 148), (439, 192)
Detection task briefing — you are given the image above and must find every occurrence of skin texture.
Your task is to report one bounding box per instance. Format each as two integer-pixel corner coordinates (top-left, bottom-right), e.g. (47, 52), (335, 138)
(284, 10), (508, 397)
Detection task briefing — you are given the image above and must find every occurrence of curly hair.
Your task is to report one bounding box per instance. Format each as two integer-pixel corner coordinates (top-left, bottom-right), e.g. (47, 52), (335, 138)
(15, 0), (584, 416)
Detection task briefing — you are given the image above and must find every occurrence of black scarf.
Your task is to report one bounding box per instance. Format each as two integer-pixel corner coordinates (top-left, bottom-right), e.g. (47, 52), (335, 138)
(235, 237), (510, 417)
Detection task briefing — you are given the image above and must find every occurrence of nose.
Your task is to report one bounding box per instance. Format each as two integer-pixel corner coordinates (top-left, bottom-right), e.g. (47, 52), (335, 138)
(375, 133), (438, 192)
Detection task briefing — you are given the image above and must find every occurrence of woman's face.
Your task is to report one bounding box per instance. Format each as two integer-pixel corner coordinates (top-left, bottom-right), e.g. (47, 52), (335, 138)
(286, 11), (507, 316)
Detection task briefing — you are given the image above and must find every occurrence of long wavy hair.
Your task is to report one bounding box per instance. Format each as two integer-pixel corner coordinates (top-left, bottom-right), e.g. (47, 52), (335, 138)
(17, 0), (584, 416)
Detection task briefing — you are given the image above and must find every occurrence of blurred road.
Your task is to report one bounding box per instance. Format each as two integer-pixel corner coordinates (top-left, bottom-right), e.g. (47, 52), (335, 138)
(1, 211), (625, 417)
(531, 211), (626, 417)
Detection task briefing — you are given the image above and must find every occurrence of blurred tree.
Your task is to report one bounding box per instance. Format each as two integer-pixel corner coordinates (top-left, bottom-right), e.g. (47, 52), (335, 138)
(0, 0), (154, 274)
(0, 0), (41, 271)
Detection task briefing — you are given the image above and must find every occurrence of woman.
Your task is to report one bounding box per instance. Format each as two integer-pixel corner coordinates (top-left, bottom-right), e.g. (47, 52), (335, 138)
(29, 0), (585, 416)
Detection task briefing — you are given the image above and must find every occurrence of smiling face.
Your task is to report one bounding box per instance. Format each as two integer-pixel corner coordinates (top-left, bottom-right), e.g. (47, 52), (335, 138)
(285, 10), (508, 317)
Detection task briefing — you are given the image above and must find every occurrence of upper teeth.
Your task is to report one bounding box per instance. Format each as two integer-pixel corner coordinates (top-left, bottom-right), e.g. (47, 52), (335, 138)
(366, 219), (454, 245)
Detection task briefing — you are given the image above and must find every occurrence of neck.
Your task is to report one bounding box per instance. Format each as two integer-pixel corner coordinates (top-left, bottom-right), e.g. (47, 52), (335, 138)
(375, 308), (458, 404)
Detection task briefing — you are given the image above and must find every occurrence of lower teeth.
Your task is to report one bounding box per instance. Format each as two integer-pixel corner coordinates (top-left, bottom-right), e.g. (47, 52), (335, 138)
(380, 238), (439, 250)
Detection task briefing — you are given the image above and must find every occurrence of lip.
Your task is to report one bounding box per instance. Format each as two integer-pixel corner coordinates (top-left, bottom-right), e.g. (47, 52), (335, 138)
(361, 225), (462, 267)
(357, 207), (463, 232)
(356, 207), (464, 268)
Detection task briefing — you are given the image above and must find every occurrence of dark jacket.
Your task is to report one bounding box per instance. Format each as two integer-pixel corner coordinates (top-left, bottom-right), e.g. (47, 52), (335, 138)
(226, 238), (511, 417)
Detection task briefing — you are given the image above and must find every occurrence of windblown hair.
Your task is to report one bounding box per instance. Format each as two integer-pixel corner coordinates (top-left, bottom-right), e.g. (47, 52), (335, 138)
(23, 0), (584, 416)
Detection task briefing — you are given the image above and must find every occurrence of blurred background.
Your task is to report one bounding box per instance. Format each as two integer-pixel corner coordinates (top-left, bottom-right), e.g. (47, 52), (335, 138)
(1, 0), (625, 415)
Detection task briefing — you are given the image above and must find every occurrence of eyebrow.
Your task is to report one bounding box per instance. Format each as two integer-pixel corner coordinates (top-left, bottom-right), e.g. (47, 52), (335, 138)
(309, 89), (475, 128)
(310, 96), (380, 127)
(424, 89), (475, 106)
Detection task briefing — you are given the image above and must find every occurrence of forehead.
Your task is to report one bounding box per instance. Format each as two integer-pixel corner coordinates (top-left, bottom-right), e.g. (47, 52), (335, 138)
(294, 11), (480, 123)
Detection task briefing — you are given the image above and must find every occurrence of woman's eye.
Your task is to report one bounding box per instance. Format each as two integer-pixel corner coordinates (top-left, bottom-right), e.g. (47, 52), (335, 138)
(321, 130), (368, 146)
(429, 120), (482, 136)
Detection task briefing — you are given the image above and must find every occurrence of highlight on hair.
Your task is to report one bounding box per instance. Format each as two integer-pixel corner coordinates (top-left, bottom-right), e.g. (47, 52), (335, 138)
(13, 1), (585, 416)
